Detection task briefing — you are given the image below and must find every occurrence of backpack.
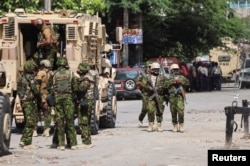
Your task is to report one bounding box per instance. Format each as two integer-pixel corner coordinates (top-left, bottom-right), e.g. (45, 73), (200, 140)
(42, 25), (58, 44)
(53, 69), (72, 93)
(17, 74), (35, 100)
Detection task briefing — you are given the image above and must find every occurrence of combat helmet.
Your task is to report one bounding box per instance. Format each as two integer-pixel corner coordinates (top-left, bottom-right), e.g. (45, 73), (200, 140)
(56, 57), (68, 67)
(78, 62), (90, 72)
(40, 59), (51, 68)
(170, 63), (179, 70)
(150, 62), (160, 69)
(145, 61), (152, 67)
(24, 60), (38, 73)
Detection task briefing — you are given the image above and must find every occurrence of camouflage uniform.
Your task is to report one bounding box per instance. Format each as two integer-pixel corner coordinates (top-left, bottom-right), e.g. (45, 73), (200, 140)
(50, 57), (77, 150)
(34, 18), (58, 70)
(168, 64), (190, 132)
(73, 62), (95, 148)
(139, 62), (170, 132)
(17, 60), (40, 149)
(136, 61), (152, 126)
(35, 60), (53, 137)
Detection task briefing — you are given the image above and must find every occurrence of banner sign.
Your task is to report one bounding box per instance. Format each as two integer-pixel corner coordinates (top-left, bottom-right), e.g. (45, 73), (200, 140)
(122, 29), (143, 44)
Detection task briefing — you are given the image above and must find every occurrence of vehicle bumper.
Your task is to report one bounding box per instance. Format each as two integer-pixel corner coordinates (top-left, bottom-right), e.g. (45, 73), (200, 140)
(116, 89), (141, 99)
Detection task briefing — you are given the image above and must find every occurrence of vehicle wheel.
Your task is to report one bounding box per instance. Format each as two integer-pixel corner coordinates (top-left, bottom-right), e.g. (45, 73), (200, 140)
(124, 79), (136, 91)
(100, 82), (117, 128)
(90, 99), (100, 135)
(0, 92), (12, 156)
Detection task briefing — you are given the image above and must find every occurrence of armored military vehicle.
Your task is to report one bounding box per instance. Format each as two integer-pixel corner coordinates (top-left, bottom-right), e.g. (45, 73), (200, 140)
(0, 5), (121, 137)
(0, 63), (12, 156)
(210, 38), (240, 83)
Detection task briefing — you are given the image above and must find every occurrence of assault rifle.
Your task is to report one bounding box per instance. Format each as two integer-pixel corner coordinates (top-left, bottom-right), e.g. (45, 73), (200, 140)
(141, 73), (162, 114)
(175, 85), (187, 104)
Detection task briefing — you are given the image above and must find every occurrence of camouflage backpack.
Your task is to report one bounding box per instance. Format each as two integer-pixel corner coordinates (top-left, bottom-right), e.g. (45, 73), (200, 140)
(17, 74), (36, 100)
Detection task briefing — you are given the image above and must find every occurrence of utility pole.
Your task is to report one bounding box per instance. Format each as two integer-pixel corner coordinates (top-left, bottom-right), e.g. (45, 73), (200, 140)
(136, 13), (143, 65)
(123, 7), (129, 67)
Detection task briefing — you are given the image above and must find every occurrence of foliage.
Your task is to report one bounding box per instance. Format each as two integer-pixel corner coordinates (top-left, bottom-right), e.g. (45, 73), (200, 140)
(0, 0), (105, 14)
(1, 0), (248, 63)
(104, 0), (248, 62)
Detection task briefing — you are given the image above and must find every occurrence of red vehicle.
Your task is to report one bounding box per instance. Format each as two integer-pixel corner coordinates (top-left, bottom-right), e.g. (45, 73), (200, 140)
(114, 67), (142, 100)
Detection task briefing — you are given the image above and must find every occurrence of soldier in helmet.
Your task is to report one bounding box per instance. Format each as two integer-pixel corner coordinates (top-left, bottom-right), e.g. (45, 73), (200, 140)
(33, 18), (58, 70)
(137, 62), (171, 132)
(50, 57), (77, 150)
(73, 62), (95, 149)
(32, 59), (54, 137)
(136, 60), (152, 126)
(17, 60), (40, 150)
(169, 63), (190, 132)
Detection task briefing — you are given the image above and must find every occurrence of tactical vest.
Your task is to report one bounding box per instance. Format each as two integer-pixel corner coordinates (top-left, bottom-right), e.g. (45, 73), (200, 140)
(17, 74), (35, 100)
(53, 69), (72, 94)
(78, 73), (95, 100)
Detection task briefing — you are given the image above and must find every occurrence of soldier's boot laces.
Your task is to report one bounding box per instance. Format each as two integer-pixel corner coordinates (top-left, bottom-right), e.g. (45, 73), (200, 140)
(179, 123), (184, 133)
(157, 123), (163, 132)
(42, 128), (50, 137)
(147, 122), (154, 132)
(173, 124), (178, 132)
(32, 130), (38, 137)
(77, 144), (94, 149)
(23, 144), (38, 150)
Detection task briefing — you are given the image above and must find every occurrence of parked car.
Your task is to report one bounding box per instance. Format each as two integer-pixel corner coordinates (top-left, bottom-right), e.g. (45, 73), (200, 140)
(237, 58), (250, 89)
(114, 67), (142, 100)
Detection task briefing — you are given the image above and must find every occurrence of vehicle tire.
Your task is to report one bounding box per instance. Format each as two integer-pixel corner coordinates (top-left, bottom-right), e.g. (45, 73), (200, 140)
(124, 79), (136, 91)
(0, 92), (12, 156)
(100, 82), (117, 128)
(90, 99), (99, 135)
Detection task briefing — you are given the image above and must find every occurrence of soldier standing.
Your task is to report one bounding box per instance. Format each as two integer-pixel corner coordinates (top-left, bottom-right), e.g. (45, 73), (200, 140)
(136, 61), (152, 126)
(33, 18), (58, 70)
(138, 62), (170, 132)
(17, 60), (40, 150)
(73, 62), (95, 149)
(50, 57), (77, 150)
(36, 59), (54, 137)
(168, 64), (190, 132)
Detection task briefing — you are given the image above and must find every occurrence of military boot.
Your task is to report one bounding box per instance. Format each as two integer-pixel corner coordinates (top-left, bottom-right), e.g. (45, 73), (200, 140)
(157, 123), (163, 132)
(42, 128), (50, 137)
(138, 120), (143, 127)
(179, 123), (184, 133)
(173, 124), (178, 132)
(147, 122), (154, 132)
(32, 130), (38, 137)
(23, 144), (38, 150)
(77, 143), (94, 149)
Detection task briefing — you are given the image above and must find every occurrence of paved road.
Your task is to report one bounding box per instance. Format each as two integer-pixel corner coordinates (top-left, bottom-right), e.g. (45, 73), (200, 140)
(1, 87), (250, 166)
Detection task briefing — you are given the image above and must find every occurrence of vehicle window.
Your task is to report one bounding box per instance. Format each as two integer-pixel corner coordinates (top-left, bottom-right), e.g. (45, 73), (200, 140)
(245, 59), (250, 68)
(115, 70), (139, 80)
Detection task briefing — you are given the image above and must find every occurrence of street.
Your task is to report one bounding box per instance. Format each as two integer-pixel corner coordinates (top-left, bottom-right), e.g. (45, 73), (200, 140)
(0, 87), (250, 166)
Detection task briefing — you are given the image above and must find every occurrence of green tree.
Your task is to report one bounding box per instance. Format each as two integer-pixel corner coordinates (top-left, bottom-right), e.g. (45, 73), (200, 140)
(103, 0), (248, 61)
(0, 0), (105, 14)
